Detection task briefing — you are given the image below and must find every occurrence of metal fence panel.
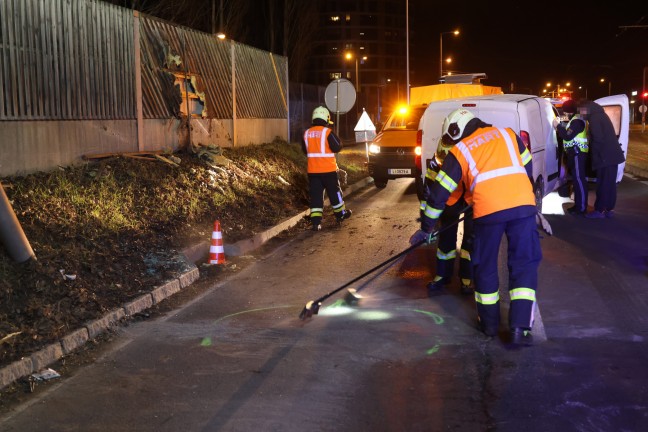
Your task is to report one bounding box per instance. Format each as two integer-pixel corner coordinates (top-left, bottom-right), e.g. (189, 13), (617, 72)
(0, 0), (135, 120)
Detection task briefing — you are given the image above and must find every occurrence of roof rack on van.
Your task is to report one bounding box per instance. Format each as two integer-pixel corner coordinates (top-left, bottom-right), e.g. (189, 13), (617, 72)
(439, 73), (488, 84)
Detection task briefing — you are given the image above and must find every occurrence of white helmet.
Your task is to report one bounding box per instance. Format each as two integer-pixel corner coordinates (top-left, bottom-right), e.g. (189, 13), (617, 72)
(312, 106), (333, 124)
(441, 108), (475, 144)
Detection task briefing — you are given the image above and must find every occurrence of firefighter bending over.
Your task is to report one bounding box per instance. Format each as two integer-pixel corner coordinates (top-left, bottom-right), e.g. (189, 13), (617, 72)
(410, 108), (542, 347)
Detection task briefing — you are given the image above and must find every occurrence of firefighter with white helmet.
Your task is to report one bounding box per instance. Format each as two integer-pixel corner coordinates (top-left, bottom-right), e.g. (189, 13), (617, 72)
(302, 106), (352, 231)
(411, 108), (541, 347)
(421, 137), (474, 296)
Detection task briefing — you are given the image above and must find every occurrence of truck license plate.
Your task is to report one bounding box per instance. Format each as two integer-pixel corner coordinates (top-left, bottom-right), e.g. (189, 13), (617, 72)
(388, 168), (411, 175)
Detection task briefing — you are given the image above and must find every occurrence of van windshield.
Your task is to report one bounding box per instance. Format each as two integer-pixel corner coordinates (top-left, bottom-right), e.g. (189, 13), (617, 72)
(383, 106), (426, 131)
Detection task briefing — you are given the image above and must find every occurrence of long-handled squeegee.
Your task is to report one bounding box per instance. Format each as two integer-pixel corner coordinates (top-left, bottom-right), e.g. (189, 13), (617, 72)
(298, 214), (468, 320)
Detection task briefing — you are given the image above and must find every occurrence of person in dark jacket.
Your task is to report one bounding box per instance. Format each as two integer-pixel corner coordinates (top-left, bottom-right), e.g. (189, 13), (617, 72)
(555, 99), (588, 215)
(302, 106), (352, 231)
(579, 100), (625, 218)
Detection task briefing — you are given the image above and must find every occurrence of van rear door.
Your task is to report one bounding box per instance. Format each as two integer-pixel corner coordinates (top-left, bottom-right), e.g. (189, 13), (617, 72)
(595, 94), (629, 182)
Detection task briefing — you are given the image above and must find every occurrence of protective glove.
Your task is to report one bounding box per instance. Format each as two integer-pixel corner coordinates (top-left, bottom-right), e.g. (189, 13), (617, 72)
(409, 229), (437, 246)
(552, 117), (560, 129)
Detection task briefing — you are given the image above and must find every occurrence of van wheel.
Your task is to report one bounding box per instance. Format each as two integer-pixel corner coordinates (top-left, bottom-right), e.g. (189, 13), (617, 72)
(374, 178), (388, 188)
(534, 177), (544, 213)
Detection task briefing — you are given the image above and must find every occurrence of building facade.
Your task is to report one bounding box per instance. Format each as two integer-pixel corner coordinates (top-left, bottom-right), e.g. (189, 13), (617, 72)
(308, 0), (408, 134)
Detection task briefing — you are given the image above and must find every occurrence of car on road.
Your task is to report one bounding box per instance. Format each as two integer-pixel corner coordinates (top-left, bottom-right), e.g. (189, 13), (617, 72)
(366, 104), (427, 198)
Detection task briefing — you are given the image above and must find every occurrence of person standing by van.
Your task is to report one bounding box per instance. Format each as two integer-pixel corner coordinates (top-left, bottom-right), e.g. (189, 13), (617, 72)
(421, 138), (474, 296)
(555, 99), (588, 215)
(579, 100), (625, 219)
(303, 106), (352, 231)
(410, 108), (541, 347)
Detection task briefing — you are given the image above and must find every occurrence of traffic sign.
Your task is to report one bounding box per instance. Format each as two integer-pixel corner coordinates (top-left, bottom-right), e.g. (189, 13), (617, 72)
(639, 104), (647, 114)
(324, 79), (356, 115)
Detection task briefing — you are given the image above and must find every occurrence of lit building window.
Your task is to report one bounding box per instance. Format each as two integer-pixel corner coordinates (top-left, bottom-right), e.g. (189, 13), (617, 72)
(346, 72), (351, 79)
(331, 16), (339, 22)
(346, 14), (351, 21)
(330, 72), (341, 79)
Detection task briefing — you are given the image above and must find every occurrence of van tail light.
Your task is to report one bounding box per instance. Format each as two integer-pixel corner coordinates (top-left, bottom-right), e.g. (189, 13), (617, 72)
(416, 129), (422, 145)
(415, 154), (421, 171)
(520, 130), (531, 152)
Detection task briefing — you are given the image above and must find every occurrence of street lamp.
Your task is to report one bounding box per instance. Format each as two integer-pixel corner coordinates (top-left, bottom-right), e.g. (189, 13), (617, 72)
(345, 52), (367, 93)
(439, 29), (459, 78)
(600, 78), (611, 96)
(212, 0), (225, 39)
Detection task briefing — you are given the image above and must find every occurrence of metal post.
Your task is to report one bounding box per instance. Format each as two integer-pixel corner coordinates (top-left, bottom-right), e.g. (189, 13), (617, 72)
(406, 0), (409, 104)
(439, 33), (443, 79)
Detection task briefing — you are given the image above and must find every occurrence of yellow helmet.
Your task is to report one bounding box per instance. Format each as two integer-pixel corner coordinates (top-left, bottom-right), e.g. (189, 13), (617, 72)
(312, 106), (333, 124)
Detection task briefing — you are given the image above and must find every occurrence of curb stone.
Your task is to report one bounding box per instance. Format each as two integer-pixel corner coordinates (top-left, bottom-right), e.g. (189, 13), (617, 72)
(0, 178), (374, 391)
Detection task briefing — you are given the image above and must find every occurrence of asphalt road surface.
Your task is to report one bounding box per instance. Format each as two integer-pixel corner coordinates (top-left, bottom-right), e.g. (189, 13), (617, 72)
(1, 173), (647, 431)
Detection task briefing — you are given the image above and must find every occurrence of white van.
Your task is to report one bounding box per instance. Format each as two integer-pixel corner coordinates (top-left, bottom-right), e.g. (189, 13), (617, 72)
(416, 94), (629, 210)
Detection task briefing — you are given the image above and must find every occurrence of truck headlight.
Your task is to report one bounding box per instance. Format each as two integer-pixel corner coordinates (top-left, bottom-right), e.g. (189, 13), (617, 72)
(368, 143), (380, 154)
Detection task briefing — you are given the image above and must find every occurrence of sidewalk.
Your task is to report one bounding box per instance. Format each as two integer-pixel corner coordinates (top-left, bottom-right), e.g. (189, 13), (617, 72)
(626, 124), (648, 178)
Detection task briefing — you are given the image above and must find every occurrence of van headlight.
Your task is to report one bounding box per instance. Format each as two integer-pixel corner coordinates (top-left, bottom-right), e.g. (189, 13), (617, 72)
(368, 143), (381, 154)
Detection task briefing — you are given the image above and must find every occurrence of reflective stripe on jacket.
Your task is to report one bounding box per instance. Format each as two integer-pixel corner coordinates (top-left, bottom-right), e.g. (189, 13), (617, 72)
(304, 126), (338, 173)
(450, 127), (535, 219)
(564, 115), (589, 152)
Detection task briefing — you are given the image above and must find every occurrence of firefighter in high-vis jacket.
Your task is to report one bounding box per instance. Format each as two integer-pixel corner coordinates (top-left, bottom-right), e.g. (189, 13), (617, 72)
(421, 138), (474, 296)
(302, 106), (352, 231)
(555, 99), (588, 215)
(410, 108), (541, 347)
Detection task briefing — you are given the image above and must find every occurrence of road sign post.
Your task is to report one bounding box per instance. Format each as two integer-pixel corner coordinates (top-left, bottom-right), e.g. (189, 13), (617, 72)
(324, 79), (356, 136)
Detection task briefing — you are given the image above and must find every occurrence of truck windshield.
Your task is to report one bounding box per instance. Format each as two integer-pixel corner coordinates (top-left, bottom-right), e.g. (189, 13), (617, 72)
(384, 106), (426, 131)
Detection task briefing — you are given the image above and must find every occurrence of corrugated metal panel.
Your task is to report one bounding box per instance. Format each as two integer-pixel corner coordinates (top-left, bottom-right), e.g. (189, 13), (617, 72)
(0, 0), (135, 121)
(0, 0), (288, 122)
(234, 44), (287, 119)
(139, 16), (287, 121)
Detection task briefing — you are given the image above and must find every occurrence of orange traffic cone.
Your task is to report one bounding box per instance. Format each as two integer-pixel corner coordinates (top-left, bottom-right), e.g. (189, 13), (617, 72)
(208, 220), (226, 265)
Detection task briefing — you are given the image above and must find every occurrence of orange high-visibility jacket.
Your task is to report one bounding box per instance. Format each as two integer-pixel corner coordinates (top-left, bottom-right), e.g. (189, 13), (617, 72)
(450, 127), (534, 218)
(303, 126), (338, 174)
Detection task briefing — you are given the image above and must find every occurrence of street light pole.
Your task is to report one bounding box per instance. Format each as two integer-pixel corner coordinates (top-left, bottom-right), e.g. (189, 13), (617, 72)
(439, 30), (459, 79)
(406, 0), (409, 104)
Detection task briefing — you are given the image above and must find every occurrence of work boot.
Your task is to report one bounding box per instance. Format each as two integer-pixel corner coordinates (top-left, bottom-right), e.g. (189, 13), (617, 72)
(584, 210), (605, 219)
(510, 328), (533, 347)
(460, 279), (473, 296)
(478, 321), (498, 337)
(336, 209), (352, 225)
(605, 210), (615, 218)
(566, 206), (585, 216)
(426, 276), (449, 295)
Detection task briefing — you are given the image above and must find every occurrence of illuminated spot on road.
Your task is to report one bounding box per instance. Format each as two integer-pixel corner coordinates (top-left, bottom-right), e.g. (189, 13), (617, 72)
(426, 344), (440, 355)
(354, 310), (393, 320)
(410, 309), (445, 325)
(200, 337), (212, 347)
(213, 305), (294, 323)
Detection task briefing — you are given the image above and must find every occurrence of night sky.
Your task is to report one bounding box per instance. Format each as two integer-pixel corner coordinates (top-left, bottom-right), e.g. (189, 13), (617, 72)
(408, 0), (648, 99)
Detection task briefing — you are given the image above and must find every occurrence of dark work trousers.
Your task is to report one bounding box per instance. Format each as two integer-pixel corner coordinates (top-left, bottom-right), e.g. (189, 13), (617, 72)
(308, 171), (344, 226)
(566, 148), (588, 212)
(594, 164), (619, 212)
(472, 214), (542, 330)
(436, 204), (474, 282)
